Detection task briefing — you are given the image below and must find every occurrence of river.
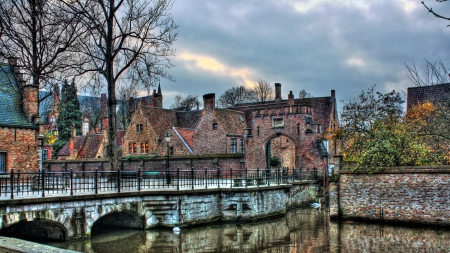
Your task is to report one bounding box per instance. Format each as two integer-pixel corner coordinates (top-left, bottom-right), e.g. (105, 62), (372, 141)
(40, 208), (450, 253)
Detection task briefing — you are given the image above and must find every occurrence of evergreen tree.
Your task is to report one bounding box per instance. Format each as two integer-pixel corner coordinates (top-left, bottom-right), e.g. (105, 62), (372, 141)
(53, 79), (82, 154)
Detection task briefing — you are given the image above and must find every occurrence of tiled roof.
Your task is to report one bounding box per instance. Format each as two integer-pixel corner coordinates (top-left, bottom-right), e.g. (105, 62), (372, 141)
(77, 134), (104, 159)
(57, 136), (88, 156)
(0, 64), (36, 128)
(140, 106), (178, 139)
(214, 108), (246, 136)
(176, 110), (202, 129)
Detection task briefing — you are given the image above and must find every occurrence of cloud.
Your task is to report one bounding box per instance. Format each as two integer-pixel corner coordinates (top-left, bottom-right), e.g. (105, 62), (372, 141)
(164, 0), (450, 110)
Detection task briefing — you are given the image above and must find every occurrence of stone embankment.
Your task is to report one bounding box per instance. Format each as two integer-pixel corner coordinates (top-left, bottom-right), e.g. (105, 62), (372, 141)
(330, 166), (450, 226)
(0, 236), (80, 253)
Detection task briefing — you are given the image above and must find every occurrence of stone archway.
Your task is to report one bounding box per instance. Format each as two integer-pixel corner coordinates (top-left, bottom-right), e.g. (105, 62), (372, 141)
(92, 210), (145, 234)
(0, 219), (68, 241)
(265, 135), (296, 168)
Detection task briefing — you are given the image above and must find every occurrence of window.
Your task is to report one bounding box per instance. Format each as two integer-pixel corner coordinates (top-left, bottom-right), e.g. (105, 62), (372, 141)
(213, 123), (218, 130)
(140, 143), (145, 153)
(317, 124), (322, 133)
(129, 143), (137, 153)
(257, 126), (260, 137)
(231, 138), (237, 153)
(240, 139), (245, 153)
(128, 143), (133, 153)
(145, 142), (149, 153)
(169, 147), (174, 156)
(42, 149), (48, 161)
(136, 124), (143, 132)
(297, 123), (300, 135)
(0, 152), (6, 173)
(272, 118), (284, 128)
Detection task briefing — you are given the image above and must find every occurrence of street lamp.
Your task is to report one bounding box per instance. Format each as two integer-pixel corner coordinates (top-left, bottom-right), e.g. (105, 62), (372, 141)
(165, 132), (171, 184)
(38, 135), (44, 171)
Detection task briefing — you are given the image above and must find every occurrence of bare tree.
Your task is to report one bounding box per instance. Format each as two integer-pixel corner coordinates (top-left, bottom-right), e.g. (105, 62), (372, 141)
(252, 79), (274, 103)
(62, 0), (178, 169)
(406, 60), (449, 87)
(79, 88), (103, 133)
(171, 94), (201, 111)
(0, 0), (83, 106)
(298, 89), (313, 99)
(218, 86), (254, 108)
(117, 82), (139, 130)
(422, 1), (450, 22)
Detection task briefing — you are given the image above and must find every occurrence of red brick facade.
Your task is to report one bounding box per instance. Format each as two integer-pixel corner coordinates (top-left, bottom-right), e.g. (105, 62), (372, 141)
(0, 127), (39, 172)
(406, 83), (450, 112)
(122, 84), (339, 171)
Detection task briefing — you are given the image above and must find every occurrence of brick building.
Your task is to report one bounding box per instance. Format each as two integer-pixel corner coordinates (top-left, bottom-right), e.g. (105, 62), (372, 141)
(233, 83), (338, 169)
(406, 83), (450, 112)
(124, 92), (247, 158)
(123, 83), (339, 171)
(0, 59), (41, 173)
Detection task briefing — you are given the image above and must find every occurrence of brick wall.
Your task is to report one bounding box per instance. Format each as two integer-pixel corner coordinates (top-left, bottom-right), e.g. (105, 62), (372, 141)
(244, 107), (327, 170)
(333, 167), (450, 225)
(0, 126), (39, 172)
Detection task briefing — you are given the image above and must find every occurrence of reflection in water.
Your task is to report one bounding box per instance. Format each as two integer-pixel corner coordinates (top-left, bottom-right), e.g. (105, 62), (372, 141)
(44, 208), (450, 253)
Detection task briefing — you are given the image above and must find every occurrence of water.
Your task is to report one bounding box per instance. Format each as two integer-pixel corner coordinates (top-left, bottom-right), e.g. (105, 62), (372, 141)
(41, 208), (450, 253)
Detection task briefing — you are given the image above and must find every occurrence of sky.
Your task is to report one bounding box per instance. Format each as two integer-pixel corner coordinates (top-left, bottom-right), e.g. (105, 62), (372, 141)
(159, 0), (450, 109)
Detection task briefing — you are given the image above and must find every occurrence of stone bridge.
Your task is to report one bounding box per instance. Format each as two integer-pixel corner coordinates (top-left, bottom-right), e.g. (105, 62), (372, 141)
(0, 182), (318, 241)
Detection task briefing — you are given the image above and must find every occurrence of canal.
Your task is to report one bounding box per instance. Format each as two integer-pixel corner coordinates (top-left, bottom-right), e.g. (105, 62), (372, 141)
(38, 207), (450, 252)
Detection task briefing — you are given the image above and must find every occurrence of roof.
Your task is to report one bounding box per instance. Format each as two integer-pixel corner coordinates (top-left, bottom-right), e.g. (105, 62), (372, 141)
(139, 106), (178, 139)
(176, 110), (202, 129)
(174, 127), (195, 154)
(0, 64), (36, 128)
(77, 134), (104, 159)
(214, 108), (246, 135)
(57, 135), (88, 156)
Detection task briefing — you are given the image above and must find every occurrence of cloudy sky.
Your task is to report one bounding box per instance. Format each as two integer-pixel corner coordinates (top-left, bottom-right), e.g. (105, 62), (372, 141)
(160, 0), (450, 109)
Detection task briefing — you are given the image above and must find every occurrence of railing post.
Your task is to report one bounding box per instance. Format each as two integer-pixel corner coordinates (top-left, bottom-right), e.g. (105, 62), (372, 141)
(70, 169), (74, 196)
(10, 169), (14, 199)
(16, 170), (20, 196)
(205, 167), (208, 189)
(277, 167), (280, 185)
(41, 168), (45, 198)
(191, 167), (194, 190)
(230, 168), (233, 188)
(217, 167), (220, 189)
(118, 168), (121, 193)
(95, 168), (98, 195)
(267, 167), (271, 187)
(245, 167), (248, 188)
(177, 167), (180, 191)
(137, 167), (141, 192)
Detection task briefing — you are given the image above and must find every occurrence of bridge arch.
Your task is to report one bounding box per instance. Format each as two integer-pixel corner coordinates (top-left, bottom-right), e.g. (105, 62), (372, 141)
(0, 218), (68, 241)
(264, 134), (296, 168)
(92, 210), (145, 233)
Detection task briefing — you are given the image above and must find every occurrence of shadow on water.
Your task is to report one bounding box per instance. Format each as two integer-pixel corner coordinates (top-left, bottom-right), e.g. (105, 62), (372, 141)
(40, 207), (450, 253)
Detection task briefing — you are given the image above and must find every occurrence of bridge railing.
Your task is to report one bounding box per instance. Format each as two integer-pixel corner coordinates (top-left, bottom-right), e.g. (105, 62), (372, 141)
(0, 167), (319, 199)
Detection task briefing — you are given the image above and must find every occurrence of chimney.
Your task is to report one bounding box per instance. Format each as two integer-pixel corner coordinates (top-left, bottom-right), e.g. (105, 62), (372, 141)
(275, 83), (281, 103)
(331, 90), (335, 99)
(10, 58), (40, 124)
(128, 97), (135, 114)
(287, 91), (294, 106)
(101, 94), (108, 130)
(203, 93), (215, 112)
(71, 123), (77, 137)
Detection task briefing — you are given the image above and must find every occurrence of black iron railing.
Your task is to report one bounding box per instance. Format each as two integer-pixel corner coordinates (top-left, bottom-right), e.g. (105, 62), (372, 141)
(0, 167), (318, 199)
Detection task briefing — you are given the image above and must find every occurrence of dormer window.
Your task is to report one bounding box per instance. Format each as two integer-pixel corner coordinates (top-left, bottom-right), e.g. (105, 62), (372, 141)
(272, 118), (284, 128)
(213, 123), (218, 130)
(136, 124), (143, 132)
